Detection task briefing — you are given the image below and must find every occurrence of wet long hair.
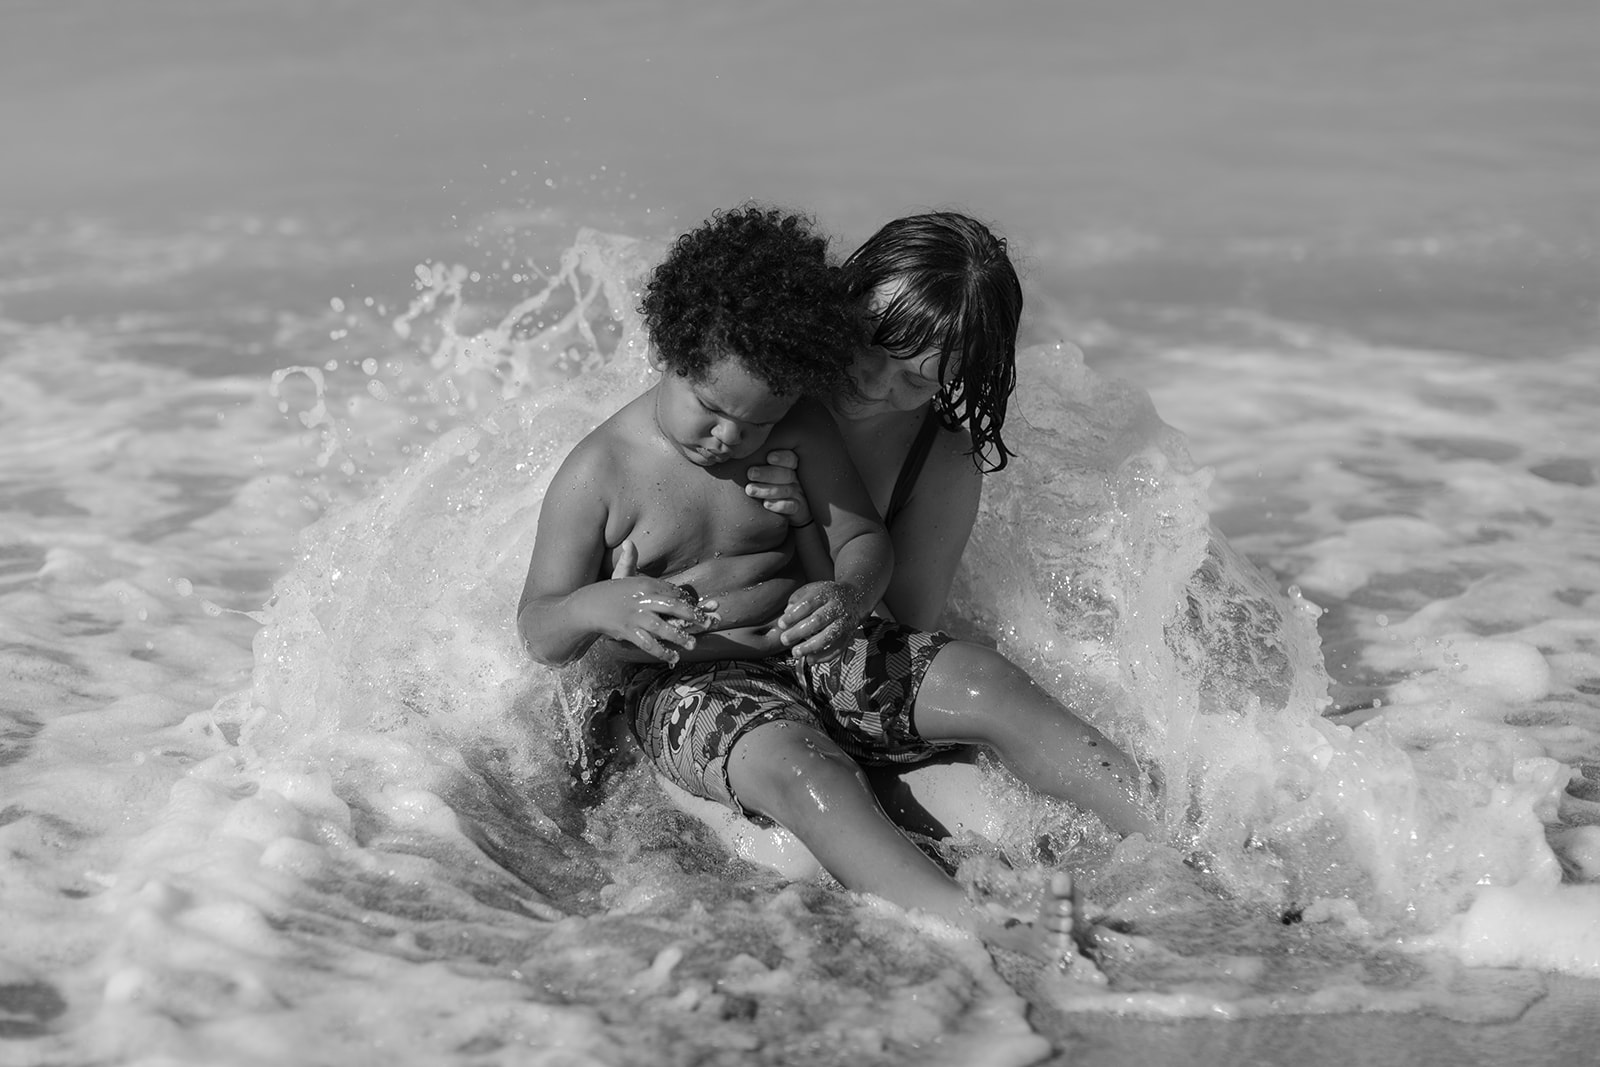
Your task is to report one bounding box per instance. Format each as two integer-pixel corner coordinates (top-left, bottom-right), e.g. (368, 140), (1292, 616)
(843, 212), (1022, 471)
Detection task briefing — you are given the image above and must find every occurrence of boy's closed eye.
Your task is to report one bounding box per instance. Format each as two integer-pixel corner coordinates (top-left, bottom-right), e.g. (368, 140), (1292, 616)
(700, 399), (777, 429)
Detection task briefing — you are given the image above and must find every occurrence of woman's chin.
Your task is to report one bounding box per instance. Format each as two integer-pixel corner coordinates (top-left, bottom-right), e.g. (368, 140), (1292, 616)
(834, 395), (902, 420)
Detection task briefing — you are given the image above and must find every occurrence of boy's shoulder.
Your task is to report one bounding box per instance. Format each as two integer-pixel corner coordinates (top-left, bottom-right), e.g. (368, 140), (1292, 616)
(556, 393), (654, 480)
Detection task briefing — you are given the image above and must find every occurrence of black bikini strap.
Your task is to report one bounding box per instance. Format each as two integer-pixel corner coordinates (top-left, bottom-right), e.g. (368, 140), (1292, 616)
(884, 409), (941, 528)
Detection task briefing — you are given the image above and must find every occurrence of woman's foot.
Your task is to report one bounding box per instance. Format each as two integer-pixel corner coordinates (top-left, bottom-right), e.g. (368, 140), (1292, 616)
(977, 872), (1107, 983)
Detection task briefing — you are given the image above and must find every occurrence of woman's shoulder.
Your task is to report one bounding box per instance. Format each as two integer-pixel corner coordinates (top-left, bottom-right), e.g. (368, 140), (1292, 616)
(771, 397), (850, 452)
(887, 415), (980, 528)
(930, 415), (974, 453)
(927, 420), (982, 486)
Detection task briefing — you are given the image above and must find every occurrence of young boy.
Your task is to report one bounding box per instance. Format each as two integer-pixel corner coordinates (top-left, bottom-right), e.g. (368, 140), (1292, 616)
(517, 205), (1155, 941)
(516, 205), (887, 673)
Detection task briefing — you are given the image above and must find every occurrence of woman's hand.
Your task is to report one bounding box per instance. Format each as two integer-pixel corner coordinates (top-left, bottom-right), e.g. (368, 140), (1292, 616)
(745, 449), (812, 527)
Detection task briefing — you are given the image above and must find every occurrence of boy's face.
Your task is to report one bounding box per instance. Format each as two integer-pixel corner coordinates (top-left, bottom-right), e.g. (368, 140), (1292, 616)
(650, 351), (795, 467)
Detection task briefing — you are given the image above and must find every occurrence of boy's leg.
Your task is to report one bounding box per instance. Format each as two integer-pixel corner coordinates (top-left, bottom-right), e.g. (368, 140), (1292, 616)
(911, 641), (1160, 838)
(726, 719), (970, 919)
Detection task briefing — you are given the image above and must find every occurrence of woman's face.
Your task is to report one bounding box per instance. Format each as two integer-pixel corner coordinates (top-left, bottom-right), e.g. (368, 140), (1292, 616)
(834, 282), (949, 420)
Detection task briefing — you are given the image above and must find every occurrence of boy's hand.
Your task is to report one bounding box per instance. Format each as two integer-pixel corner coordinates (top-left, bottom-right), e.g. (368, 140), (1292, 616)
(588, 577), (709, 665)
(776, 580), (864, 664)
(595, 540), (719, 665)
(744, 449), (812, 527)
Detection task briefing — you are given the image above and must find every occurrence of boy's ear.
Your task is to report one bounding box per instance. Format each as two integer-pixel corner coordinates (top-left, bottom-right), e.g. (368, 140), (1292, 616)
(646, 348), (666, 373)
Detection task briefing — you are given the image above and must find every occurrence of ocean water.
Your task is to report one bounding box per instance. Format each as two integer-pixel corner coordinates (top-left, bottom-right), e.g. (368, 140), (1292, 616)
(3, 1), (1598, 1064)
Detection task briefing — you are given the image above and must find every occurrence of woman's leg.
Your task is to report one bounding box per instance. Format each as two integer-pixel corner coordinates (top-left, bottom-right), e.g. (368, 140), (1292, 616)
(725, 719), (970, 919)
(912, 641), (1160, 838)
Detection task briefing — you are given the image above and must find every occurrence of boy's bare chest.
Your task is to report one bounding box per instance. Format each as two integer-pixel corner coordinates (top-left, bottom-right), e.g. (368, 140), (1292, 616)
(613, 462), (788, 576)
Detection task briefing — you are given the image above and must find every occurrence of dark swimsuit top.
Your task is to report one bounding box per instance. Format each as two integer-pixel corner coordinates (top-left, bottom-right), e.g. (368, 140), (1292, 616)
(883, 409), (941, 529)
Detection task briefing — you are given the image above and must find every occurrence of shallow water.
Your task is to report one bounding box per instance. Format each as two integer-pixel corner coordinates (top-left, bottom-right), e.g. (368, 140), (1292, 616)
(3, 1), (1598, 1063)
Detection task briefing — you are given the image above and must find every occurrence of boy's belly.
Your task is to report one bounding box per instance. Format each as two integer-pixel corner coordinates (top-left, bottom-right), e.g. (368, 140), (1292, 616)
(664, 548), (799, 629)
(690, 577), (796, 630)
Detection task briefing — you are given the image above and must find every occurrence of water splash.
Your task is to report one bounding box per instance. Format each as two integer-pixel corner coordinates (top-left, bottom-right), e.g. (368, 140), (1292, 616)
(225, 226), (1583, 1052)
(912, 338), (1579, 954)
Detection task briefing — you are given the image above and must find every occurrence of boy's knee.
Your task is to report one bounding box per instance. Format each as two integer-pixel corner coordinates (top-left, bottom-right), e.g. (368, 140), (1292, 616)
(728, 724), (871, 822)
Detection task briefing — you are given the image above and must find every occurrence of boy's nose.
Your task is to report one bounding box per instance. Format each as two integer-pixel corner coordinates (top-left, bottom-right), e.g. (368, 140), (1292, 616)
(714, 422), (742, 446)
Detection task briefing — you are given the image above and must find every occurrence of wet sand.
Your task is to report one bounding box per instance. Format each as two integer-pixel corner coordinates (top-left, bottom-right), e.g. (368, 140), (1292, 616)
(1039, 975), (1600, 1066)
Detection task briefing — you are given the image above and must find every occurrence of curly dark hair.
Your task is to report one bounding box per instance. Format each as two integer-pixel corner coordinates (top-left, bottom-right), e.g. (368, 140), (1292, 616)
(844, 212), (1022, 472)
(641, 205), (857, 399)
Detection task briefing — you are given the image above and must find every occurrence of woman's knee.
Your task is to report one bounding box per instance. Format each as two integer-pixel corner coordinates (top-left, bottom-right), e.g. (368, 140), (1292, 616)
(916, 641), (1047, 743)
(931, 640), (1037, 693)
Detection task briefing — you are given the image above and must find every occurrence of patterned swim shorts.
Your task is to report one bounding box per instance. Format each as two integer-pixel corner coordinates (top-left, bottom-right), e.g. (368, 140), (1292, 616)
(623, 617), (955, 811)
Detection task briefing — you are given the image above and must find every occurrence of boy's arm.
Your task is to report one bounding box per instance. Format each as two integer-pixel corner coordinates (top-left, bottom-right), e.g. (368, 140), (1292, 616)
(745, 450), (836, 585)
(596, 542), (788, 664)
(517, 447), (702, 666)
(599, 623), (786, 664)
(774, 403), (894, 660)
(790, 516), (836, 587)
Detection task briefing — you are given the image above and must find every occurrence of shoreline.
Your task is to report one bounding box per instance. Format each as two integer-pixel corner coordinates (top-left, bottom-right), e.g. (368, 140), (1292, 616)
(1036, 973), (1600, 1066)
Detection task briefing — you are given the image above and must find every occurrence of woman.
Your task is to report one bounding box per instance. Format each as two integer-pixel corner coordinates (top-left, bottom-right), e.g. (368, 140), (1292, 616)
(746, 211), (1022, 631)
(743, 212), (1038, 837)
